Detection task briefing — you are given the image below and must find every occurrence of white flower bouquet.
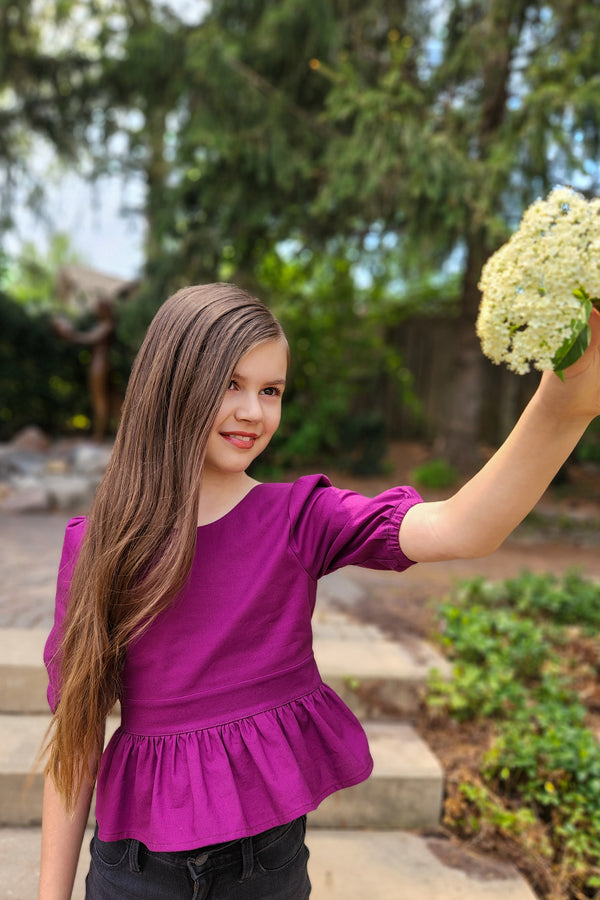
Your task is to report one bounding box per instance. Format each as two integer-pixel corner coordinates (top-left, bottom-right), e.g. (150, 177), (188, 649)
(476, 186), (600, 377)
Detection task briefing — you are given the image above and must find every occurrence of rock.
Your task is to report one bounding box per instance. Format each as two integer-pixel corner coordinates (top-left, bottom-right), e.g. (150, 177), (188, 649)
(0, 437), (112, 516)
(0, 452), (46, 480)
(44, 459), (68, 475)
(44, 475), (93, 511)
(10, 426), (51, 454)
(71, 443), (112, 476)
(0, 486), (50, 513)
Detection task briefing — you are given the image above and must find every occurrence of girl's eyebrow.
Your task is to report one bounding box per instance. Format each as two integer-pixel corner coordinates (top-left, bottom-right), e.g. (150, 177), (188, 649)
(232, 372), (287, 385)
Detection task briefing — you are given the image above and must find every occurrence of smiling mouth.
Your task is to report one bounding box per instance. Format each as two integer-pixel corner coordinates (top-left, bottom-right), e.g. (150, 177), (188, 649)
(220, 432), (259, 448)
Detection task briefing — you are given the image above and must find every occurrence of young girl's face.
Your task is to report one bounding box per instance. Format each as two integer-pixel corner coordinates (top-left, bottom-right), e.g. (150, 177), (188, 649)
(203, 339), (288, 479)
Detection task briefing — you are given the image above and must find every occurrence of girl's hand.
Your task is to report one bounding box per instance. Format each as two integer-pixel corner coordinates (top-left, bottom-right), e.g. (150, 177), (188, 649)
(537, 308), (600, 423)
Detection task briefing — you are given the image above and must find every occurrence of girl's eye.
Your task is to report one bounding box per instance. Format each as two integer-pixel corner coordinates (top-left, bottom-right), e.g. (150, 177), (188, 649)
(261, 386), (281, 397)
(227, 380), (237, 391)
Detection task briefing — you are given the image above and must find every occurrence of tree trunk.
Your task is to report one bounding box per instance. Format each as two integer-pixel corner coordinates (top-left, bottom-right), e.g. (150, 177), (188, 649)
(432, 238), (487, 473)
(432, 0), (529, 472)
(144, 107), (168, 264)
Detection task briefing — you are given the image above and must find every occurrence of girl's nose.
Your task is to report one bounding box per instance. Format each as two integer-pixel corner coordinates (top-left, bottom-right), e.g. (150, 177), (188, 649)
(234, 392), (262, 422)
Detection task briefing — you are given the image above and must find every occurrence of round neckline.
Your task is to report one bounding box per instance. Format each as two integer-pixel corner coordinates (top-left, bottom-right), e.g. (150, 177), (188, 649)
(196, 482), (266, 528)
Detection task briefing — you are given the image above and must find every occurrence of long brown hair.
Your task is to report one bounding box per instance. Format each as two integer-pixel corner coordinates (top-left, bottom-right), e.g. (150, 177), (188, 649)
(45, 283), (287, 810)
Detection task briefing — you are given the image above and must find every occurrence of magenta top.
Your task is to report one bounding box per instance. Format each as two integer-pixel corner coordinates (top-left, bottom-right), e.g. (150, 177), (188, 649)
(44, 474), (422, 851)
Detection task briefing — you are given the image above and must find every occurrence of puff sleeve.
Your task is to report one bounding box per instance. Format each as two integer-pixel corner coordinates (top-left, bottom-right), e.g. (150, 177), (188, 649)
(43, 516), (86, 712)
(288, 474), (422, 580)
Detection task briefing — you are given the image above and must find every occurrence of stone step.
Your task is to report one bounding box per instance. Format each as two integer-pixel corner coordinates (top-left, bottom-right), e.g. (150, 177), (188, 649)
(311, 722), (443, 830)
(0, 826), (538, 899)
(0, 715), (443, 831)
(0, 625), (450, 718)
(314, 613), (450, 719)
(0, 630), (51, 714)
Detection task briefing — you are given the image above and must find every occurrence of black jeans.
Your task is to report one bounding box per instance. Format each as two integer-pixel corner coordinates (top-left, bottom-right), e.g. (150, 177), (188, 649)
(85, 816), (311, 899)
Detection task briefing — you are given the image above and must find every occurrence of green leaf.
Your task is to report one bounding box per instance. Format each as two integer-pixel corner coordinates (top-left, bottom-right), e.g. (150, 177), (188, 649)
(552, 291), (593, 376)
(553, 321), (591, 376)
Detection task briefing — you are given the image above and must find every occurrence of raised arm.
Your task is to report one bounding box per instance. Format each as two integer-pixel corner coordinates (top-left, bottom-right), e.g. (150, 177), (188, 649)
(399, 309), (600, 563)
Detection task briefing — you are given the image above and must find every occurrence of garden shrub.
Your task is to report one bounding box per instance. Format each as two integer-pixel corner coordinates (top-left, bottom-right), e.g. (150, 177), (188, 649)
(252, 246), (416, 475)
(427, 570), (600, 899)
(411, 458), (459, 490)
(0, 292), (91, 440)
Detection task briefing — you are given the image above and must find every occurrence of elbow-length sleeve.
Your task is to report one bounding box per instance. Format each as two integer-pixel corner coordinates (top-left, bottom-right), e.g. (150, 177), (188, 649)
(288, 474), (423, 580)
(43, 517), (86, 712)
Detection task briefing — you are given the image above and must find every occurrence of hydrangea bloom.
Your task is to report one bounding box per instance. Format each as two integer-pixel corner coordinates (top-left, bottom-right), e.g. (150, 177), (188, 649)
(476, 186), (600, 375)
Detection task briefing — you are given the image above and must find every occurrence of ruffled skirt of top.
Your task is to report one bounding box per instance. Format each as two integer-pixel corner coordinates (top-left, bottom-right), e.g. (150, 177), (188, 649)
(95, 654), (373, 851)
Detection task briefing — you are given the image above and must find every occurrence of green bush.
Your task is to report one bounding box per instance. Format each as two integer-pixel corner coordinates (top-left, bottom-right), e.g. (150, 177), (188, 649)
(252, 245), (416, 475)
(576, 417), (600, 463)
(427, 570), (600, 898)
(0, 292), (92, 440)
(411, 458), (459, 489)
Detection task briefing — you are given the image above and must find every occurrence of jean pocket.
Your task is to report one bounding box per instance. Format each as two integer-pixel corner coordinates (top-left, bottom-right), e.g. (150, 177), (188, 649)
(254, 817), (307, 874)
(91, 834), (130, 868)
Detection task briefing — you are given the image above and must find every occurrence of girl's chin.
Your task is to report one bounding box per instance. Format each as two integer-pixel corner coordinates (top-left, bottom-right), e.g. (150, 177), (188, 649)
(203, 462), (256, 479)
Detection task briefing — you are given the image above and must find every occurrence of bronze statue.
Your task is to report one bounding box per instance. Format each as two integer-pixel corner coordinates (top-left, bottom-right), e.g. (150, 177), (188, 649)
(52, 299), (115, 442)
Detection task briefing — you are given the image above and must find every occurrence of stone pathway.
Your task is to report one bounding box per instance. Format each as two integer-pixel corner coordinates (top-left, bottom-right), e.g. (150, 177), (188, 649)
(1, 827), (538, 900)
(0, 514), (69, 628)
(3, 505), (599, 899)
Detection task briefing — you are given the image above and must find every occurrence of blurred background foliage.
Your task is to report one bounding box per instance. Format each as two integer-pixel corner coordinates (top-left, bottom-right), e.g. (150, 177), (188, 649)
(0, 283), (90, 439)
(2, 0), (600, 471)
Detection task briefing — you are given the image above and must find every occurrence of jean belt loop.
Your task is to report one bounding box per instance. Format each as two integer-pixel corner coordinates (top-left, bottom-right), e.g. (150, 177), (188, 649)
(240, 835), (254, 882)
(128, 838), (142, 874)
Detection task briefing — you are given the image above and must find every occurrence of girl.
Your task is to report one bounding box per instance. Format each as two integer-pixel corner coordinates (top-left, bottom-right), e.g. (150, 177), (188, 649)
(40, 283), (600, 900)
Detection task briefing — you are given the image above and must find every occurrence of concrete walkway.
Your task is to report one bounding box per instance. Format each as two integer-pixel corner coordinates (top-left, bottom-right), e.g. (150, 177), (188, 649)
(1, 827), (537, 899)
(0, 511), (546, 899)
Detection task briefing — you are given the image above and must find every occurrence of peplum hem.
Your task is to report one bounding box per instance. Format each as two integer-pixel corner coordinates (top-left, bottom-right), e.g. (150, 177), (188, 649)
(95, 681), (373, 851)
